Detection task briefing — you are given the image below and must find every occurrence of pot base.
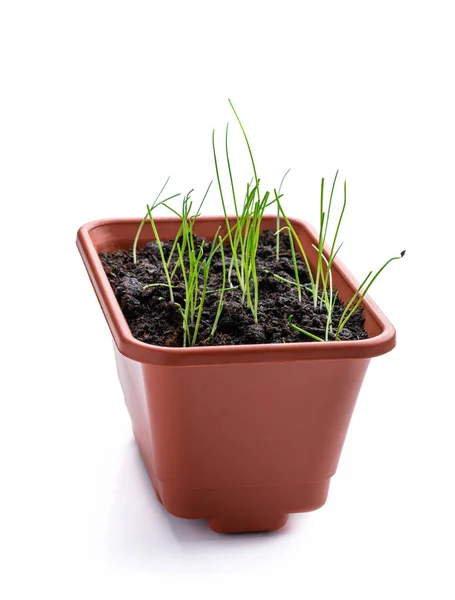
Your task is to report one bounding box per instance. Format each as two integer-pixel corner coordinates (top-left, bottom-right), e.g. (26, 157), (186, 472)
(207, 513), (289, 534)
(150, 464), (289, 533)
(134, 432), (329, 534)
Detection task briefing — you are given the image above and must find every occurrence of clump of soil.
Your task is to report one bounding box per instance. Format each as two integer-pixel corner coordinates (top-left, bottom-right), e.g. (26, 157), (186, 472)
(99, 231), (367, 347)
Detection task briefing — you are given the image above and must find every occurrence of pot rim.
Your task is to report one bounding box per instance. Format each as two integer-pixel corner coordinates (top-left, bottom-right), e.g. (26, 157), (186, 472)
(77, 216), (396, 366)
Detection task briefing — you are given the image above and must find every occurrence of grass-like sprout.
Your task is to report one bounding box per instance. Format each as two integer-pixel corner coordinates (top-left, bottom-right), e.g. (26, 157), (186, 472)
(211, 236), (227, 337)
(192, 257), (209, 347)
(288, 315), (324, 342)
(213, 126), (243, 289)
(133, 176), (180, 264)
(162, 184), (212, 281)
(212, 100), (280, 323)
(319, 252), (338, 340)
(313, 177), (326, 307)
(175, 229), (223, 346)
(131, 100), (404, 348)
(280, 173), (404, 342)
(315, 173), (346, 311)
(136, 179), (229, 347)
(263, 270), (299, 287)
(143, 283), (177, 290)
(274, 192), (315, 294)
(289, 248), (405, 342)
(334, 251), (405, 339)
(274, 226), (302, 301)
(273, 172), (344, 313)
(145, 203), (175, 303)
(228, 99), (272, 322)
(276, 169), (291, 262)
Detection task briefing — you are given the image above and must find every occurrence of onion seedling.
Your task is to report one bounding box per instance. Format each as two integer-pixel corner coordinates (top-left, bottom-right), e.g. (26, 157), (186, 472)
(175, 231), (227, 347)
(131, 102), (405, 348)
(281, 173), (405, 342)
(276, 169), (291, 262)
(274, 192), (315, 294)
(210, 236), (227, 337)
(315, 173), (346, 311)
(213, 100), (280, 323)
(290, 251), (405, 342)
(213, 123), (243, 289)
(145, 203), (175, 303)
(288, 315), (324, 342)
(334, 251), (405, 339)
(133, 176), (180, 264)
(164, 182), (213, 279)
(274, 225), (302, 301)
(274, 172), (344, 311)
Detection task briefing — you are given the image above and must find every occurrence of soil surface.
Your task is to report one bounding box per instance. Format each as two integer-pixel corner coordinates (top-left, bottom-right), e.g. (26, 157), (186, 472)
(99, 231), (367, 347)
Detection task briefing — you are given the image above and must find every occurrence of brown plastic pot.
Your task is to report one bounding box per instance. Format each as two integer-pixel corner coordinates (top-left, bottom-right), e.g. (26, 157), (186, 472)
(77, 216), (396, 533)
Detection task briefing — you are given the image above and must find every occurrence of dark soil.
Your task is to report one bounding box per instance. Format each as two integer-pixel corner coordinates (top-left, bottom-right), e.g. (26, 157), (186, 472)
(99, 231), (367, 347)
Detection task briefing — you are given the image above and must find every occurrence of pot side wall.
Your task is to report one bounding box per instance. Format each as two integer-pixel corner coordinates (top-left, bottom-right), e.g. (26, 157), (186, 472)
(115, 346), (370, 527)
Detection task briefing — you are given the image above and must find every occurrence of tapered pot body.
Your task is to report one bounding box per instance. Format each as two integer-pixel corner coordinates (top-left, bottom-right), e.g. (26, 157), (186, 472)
(77, 216), (396, 533)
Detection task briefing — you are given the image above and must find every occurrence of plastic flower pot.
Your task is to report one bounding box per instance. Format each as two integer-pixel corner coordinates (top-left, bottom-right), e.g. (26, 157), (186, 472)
(76, 216), (396, 534)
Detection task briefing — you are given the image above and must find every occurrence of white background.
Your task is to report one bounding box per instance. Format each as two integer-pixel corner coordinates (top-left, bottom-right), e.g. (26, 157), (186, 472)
(1, 1), (454, 598)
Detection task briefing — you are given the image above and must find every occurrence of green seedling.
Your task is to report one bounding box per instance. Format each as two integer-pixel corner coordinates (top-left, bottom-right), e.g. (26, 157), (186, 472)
(145, 203), (175, 303)
(334, 251), (405, 339)
(288, 315), (324, 342)
(133, 176), (180, 264)
(211, 237), (227, 337)
(274, 226), (302, 301)
(213, 100), (281, 323)
(176, 230), (224, 346)
(290, 250), (405, 342)
(263, 270), (299, 287)
(132, 100), (404, 348)
(143, 283), (177, 290)
(276, 169), (291, 262)
(163, 183), (212, 280)
(313, 173), (346, 311)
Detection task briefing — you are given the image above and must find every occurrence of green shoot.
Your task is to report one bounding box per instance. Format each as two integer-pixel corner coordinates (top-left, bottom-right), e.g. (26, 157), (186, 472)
(213, 101), (280, 322)
(166, 184), (211, 281)
(318, 175), (346, 310)
(213, 128), (243, 289)
(263, 270), (299, 287)
(211, 236), (227, 337)
(325, 291), (338, 342)
(277, 171), (345, 313)
(288, 315), (324, 342)
(314, 177), (326, 308)
(143, 283), (177, 290)
(228, 99), (260, 203)
(222, 100), (282, 322)
(275, 194), (315, 292)
(334, 251), (405, 339)
(145, 203), (175, 303)
(276, 169), (291, 261)
(132, 102), (405, 349)
(174, 226), (225, 346)
(192, 258), (209, 346)
(207, 285), (238, 294)
(225, 123), (239, 219)
(274, 226), (302, 301)
(318, 251), (337, 340)
(133, 176), (180, 264)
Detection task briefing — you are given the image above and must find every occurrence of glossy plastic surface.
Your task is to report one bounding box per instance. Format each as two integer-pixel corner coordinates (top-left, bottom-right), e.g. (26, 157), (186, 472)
(77, 216), (396, 532)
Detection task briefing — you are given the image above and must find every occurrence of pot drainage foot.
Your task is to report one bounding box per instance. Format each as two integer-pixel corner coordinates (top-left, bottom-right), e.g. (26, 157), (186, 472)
(207, 513), (288, 534)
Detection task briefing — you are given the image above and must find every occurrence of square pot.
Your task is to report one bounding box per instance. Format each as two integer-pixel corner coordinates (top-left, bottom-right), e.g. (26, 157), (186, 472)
(77, 216), (396, 533)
